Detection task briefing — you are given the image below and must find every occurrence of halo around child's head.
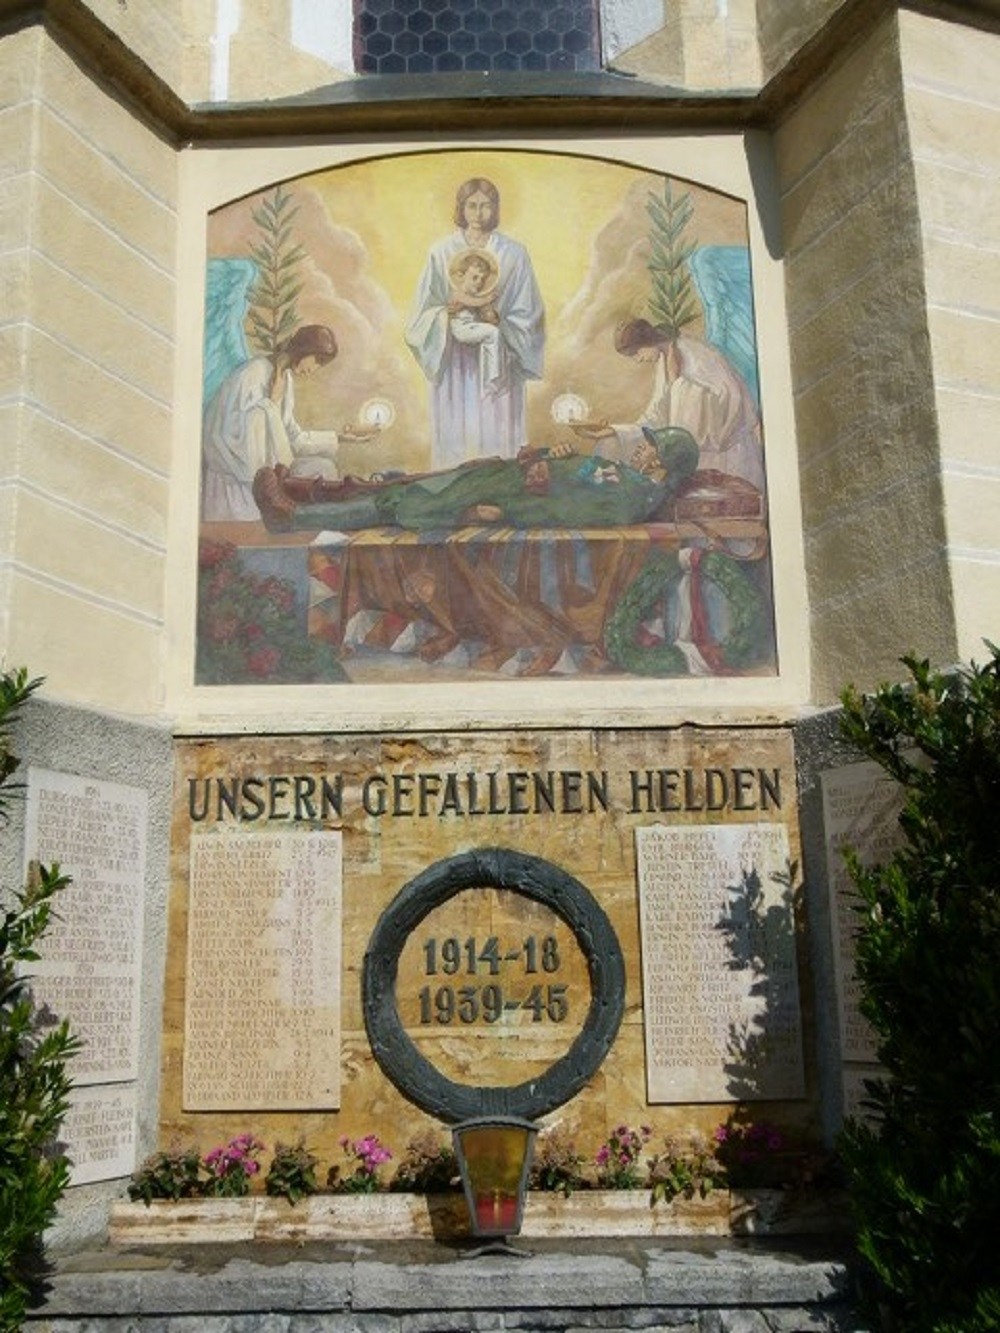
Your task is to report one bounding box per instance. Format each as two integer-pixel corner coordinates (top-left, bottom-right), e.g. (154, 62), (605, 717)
(448, 247), (500, 306)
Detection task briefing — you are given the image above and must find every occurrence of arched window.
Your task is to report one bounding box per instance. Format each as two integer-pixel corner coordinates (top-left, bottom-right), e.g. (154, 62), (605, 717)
(354, 0), (601, 75)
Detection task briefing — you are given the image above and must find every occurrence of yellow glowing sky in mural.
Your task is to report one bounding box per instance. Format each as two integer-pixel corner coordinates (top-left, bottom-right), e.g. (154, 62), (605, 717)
(311, 149), (657, 329)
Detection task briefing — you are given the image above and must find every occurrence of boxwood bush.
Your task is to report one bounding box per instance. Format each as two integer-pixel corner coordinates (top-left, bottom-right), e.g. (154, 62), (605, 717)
(838, 648), (1000, 1332)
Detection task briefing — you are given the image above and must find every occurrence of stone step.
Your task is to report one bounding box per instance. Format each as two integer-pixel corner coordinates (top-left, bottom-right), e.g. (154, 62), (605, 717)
(26, 1237), (870, 1332)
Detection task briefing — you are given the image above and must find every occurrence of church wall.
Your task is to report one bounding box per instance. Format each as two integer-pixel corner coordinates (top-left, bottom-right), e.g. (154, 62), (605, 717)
(900, 11), (1000, 665)
(608, 0), (761, 91)
(0, 30), (178, 716)
(756, 0), (849, 84)
(774, 13), (956, 703)
(76, 0), (188, 97)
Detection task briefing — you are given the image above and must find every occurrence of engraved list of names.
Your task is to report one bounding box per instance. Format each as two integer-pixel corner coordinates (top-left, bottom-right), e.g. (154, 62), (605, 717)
(23, 768), (147, 1085)
(636, 823), (804, 1103)
(184, 830), (342, 1110)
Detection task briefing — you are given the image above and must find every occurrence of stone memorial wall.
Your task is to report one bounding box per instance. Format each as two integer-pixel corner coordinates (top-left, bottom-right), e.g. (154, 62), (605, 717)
(636, 822), (804, 1103)
(22, 769), (148, 1186)
(161, 727), (814, 1161)
(61, 1084), (138, 1187)
(184, 830), (342, 1110)
(23, 768), (147, 1085)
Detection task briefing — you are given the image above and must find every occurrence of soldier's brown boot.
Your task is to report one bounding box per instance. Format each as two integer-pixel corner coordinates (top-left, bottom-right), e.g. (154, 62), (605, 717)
(252, 467), (298, 532)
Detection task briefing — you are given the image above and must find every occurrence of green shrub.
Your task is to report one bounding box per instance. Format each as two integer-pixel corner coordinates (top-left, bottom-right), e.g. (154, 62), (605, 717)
(838, 649), (1000, 1332)
(0, 669), (80, 1333)
(265, 1139), (319, 1205)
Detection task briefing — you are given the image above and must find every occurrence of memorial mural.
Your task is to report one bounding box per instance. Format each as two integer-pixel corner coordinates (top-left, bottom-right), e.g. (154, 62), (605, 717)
(196, 150), (774, 686)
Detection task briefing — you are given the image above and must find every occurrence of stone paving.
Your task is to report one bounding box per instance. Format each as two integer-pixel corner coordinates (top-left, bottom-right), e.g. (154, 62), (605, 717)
(25, 1237), (871, 1332)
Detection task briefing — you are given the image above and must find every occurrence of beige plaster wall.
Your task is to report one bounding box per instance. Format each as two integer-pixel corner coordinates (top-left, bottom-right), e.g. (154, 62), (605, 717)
(81, 0), (188, 95)
(609, 0), (761, 90)
(774, 13), (956, 703)
(0, 29), (177, 715)
(756, 0), (847, 84)
(900, 12), (1000, 665)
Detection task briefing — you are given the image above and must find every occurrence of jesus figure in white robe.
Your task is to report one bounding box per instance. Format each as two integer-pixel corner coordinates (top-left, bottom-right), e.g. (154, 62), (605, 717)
(406, 177), (545, 470)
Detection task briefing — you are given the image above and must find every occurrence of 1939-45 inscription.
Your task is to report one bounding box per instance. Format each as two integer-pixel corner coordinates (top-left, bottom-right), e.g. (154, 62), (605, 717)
(418, 933), (567, 1026)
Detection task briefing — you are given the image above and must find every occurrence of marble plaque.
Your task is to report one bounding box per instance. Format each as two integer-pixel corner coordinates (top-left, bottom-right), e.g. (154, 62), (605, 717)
(62, 1082), (138, 1185)
(821, 760), (903, 1064)
(636, 823), (805, 1103)
(184, 829), (342, 1110)
(22, 768), (147, 1085)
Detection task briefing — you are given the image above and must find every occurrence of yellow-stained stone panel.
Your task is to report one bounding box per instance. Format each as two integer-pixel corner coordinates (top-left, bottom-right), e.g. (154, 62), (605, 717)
(27, 254), (174, 405)
(12, 488), (165, 619)
(951, 557), (1000, 664)
(33, 110), (176, 274)
(33, 179), (175, 335)
(5, 571), (162, 715)
(24, 327), (172, 474)
(17, 410), (169, 545)
(162, 729), (812, 1170)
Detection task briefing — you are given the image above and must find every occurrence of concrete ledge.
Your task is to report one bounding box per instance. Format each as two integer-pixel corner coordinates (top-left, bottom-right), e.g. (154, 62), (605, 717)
(26, 1238), (869, 1331)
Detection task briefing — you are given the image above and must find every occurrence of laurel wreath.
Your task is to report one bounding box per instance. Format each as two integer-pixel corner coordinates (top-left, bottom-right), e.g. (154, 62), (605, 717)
(604, 549), (764, 676)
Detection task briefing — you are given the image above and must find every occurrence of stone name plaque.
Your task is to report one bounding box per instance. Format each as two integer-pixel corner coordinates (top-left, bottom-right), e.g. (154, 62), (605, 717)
(23, 768), (147, 1085)
(184, 830), (342, 1110)
(820, 760), (903, 1064)
(63, 1083), (137, 1185)
(636, 823), (805, 1103)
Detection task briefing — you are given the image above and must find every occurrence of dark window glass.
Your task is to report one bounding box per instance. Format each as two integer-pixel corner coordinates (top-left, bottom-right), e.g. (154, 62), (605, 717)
(354, 0), (600, 74)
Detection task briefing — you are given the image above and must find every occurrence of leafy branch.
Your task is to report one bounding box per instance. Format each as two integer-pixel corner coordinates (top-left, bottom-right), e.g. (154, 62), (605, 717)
(246, 184), (306, 357)
(645, 179), (699, 341)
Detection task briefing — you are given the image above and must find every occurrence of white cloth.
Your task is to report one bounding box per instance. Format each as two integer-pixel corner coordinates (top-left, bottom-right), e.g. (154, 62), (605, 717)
(611, 336), (765, 491)
(201, 357), (340, 521)
(406, 230), (545, 469)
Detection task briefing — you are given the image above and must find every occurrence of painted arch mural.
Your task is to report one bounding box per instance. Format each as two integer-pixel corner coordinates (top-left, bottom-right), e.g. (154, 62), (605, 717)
(196, 149), (775, 686)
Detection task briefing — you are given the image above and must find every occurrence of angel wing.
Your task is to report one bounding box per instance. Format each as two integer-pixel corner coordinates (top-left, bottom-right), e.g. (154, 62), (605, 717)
(203, 258), (257, 406)
(688, 246), (760, 407)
